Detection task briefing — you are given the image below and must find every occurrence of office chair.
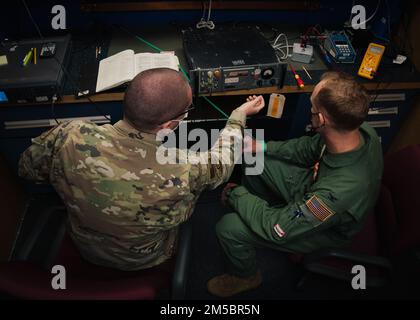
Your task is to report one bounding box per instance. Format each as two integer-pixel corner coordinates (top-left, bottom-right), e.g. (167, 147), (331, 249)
(297, 144), (420, 288)
(0, 204), (192, 300)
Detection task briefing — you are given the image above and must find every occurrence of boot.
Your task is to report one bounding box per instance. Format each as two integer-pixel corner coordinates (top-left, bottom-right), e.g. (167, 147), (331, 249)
(207, 271), (262, 297)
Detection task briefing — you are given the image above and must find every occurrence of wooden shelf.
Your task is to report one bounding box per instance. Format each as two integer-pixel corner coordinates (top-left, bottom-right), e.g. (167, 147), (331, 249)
(2, 82), (420, 108)
(80, 1), (320, 12)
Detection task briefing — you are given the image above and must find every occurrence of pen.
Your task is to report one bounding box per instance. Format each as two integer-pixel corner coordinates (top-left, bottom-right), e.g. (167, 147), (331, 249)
(22, 48), (33, 67)
(291, 210), (303, 220)
(302, 65), (312, 80)
(33, 47), (37, 65)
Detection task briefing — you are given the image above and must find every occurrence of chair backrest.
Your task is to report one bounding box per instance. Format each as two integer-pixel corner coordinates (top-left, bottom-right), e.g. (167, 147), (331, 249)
(0, 154), (28, 261)
(49, 233), (174, 299)
(0, 232), (174, 300)
(351, 144), (420, 258)
(1, 196), (192, 299)
(378, 144), (420, 256)
(347, 206), (380, 256)
(0, 202), (174, 300)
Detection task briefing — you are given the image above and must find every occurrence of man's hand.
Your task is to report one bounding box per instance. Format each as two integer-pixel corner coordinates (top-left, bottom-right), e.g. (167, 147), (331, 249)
(221, 182), (238, 206)
(243, 135), (264, 154)
(237, 95), (265, 116)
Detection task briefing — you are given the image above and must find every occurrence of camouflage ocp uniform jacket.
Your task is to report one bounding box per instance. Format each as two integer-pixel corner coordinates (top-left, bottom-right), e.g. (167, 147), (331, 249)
(19, 110), (246, 270)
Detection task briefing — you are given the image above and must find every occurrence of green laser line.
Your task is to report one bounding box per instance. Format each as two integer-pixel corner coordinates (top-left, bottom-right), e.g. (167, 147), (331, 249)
(133, 35), (162, 53)
(178, 64), (191, 82)
(178, 65), (228, 118)
(128, 30), (228, 119)
(203, 97), (229, 118)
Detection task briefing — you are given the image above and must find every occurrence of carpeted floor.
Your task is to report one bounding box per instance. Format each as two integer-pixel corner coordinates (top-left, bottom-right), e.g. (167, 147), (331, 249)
(4, 190), (420, 300)
(185, 187), (420, 300)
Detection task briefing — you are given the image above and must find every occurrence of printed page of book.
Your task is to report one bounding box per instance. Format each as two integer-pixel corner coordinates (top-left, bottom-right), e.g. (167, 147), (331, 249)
(134, 52), (179, 76)
(96, 49), (135, 93)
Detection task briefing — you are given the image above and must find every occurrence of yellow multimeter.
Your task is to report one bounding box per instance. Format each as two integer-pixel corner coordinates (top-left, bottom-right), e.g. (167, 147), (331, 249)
(358, 43), (386, 79)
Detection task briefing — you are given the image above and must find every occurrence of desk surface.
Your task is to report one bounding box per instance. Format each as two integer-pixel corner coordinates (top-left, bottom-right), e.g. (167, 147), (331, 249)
(5, 25), (420, 106)
(76, 25), (420, 101)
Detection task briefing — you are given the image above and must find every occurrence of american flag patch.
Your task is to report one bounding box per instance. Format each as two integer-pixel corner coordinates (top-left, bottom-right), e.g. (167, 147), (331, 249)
(306, 195), (335, 222)
(273, 224), (285, 238)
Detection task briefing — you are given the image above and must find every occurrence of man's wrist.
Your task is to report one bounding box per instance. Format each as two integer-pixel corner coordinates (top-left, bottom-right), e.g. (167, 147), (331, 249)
(230, 108), (247, 128)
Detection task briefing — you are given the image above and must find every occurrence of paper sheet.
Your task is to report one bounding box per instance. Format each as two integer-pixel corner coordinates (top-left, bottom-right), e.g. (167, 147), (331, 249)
(134, 52), (179, 75)
(96, 50), (180, 93)
(96, 49), (134, 93)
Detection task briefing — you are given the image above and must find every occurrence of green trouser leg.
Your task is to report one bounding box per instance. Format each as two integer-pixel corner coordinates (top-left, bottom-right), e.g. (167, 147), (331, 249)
(216, 212), (294, 277)
(217, 156), (312, 276)
(216, 213), (265, 277)
(242, 155), (312, 205)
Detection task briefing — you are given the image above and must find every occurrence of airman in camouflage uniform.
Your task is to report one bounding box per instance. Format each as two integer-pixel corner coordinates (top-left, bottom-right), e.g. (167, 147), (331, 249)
(19, 68), (265, 271)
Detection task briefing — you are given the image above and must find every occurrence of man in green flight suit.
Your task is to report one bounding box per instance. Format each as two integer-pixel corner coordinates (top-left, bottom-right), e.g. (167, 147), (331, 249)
(207, 71), (383, 297)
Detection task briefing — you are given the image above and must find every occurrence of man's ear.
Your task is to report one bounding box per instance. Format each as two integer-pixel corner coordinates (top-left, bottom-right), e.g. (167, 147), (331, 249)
(159, 120), (173, 130)
(318, 112), (326, 126)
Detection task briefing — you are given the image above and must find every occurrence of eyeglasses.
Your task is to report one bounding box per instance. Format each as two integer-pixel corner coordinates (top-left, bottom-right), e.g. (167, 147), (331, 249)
(160, 104), (195, 124)
(173, 105), (195, 119)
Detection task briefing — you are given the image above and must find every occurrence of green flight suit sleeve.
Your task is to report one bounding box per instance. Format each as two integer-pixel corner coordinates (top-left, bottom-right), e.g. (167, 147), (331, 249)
(18, 121), (73, 183)
(266, 134), (324, 167)
(189, 109), (246, 192)
(227, 185), (352, 244)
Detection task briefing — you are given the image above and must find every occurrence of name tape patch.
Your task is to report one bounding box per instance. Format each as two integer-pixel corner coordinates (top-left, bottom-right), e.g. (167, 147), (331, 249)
(273, 223), (285, 238)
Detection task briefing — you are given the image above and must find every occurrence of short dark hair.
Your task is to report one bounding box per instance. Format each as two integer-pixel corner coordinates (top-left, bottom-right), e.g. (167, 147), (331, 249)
(314, 71), (370, 132)
(123, 68), (191, 130)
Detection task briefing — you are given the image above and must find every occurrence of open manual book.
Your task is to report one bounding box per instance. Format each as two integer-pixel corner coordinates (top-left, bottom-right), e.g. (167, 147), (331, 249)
(95, 49), (180, 93)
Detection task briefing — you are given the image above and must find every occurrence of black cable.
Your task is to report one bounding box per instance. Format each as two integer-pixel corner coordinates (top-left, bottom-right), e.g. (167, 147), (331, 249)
(370, 80), (383, 110)
(255, 23), (279, 42)
(21, 0), (111, 123)
(21, 0), (43, 40)
(401, 3), (414, 68)
(385, 0), (391, 44)
(370, 68), (394, 110)
(50, 95), (59, 125)
(200, 0), (206, 21)
(21, 1), (60, 124)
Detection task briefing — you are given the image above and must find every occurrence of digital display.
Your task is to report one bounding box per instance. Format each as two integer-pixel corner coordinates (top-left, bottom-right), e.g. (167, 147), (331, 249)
(225, 77), (239, 84)
(370, 46), (383, 54)
(228, 71), (249, 77)
(334, 41), (348, 45)
(0, 91), (8, 102)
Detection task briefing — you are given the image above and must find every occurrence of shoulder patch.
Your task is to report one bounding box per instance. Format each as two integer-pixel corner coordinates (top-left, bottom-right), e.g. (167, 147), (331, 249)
(273, 223), (285, 239)
(305, 195), (335, 222)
